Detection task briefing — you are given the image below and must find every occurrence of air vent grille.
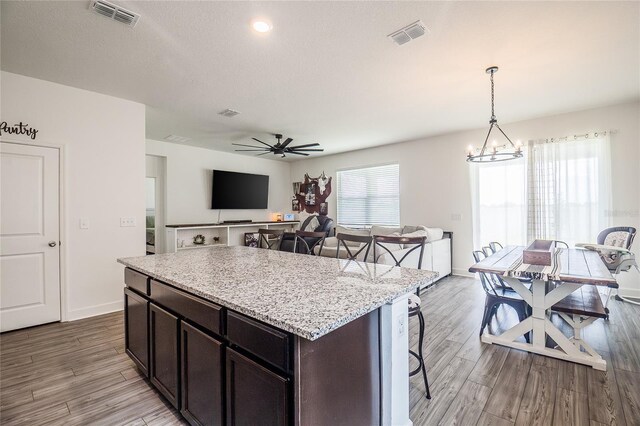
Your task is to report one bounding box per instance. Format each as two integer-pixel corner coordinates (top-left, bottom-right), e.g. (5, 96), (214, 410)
(388, 20), (427, 46)
(90, 0), (140, 27)
(218, 109), (240, 118)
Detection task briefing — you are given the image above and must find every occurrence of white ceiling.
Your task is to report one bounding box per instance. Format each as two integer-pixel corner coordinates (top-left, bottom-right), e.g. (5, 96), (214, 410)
(2, 1), (639, 160)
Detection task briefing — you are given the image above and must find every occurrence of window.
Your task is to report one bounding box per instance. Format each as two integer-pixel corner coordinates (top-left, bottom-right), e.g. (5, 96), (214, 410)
(471, 157), (528, 248)
(337, 164), (400, 227)
(471, 135), (611, 248)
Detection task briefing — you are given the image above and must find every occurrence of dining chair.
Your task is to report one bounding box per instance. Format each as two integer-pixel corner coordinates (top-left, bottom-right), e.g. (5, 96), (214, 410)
(257, 229), (284, 250)
(335, 233), (373, 261)
(293, 230), (327, 255)
(488, 242), (503, 252)
(373, 235), (430, 399)
(472, 250), (531, 343)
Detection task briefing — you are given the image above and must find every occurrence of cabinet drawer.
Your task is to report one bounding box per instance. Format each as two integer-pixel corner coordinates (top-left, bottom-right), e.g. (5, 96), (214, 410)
(125, 268), (150, 295)
(227, 312), (290, 372)
(150, 280), (223, 335)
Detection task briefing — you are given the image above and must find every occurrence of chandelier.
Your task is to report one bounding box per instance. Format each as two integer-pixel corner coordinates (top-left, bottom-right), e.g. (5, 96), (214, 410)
(467, 67), (523, 162)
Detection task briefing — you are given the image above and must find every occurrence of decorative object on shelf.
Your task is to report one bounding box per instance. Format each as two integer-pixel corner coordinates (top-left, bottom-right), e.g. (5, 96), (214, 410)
(244, 232), (259, 248)
(293, 173), (332, 215)
(466, 66), (523, 163)
(213, 236), (220, 243)
(193, 234), (206, 245)
(284, 213), (295, 221)
(276, 213), (283, 222)
(232, 134), (324, 158)
(319, 202), (328, 216)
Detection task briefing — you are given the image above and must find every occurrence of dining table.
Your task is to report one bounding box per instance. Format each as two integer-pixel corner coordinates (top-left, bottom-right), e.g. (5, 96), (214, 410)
(469, 245), (617, 370)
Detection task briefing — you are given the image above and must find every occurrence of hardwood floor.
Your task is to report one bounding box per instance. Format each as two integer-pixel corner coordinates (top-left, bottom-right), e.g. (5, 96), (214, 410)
(1, 275), (638, 425)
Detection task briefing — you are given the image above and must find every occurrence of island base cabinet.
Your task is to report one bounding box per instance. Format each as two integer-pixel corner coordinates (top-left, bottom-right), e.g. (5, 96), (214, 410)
(124, 288), (149, 377)
(150, 303), (180, 409)
(226, 348), (289, 426)
(181, 321), (224, 426)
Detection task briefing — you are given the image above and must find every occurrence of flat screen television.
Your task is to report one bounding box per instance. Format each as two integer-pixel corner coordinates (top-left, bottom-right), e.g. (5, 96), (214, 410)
(211, 170), (269, 209)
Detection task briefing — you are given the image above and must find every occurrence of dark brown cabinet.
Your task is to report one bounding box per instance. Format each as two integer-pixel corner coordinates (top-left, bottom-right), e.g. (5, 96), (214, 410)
(226, 348), (289, 426)
(181, 321), (224, 426)
(150, 302), (180, 409)
(124, 287), (149, 376)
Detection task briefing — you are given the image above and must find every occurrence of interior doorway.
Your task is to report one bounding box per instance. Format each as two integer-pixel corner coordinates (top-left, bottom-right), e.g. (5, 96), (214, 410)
(1, 142), (61, 331)
(146, 155), (166, 254)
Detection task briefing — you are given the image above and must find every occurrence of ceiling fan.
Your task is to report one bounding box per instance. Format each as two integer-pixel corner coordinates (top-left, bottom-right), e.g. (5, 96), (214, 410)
(232, 134), (324, 158)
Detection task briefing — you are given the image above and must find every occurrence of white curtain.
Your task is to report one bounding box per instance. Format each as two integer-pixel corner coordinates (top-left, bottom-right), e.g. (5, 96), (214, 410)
(470, 134), (612, 250)
(470, 157), (528, 249)
(527, 135), (611, 246)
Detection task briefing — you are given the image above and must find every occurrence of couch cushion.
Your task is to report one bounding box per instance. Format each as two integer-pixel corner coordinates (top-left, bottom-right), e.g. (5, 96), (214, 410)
(335, 226), (370, 246)
(401, 225), (427, 234)
(370, 225), (402, 236)
(425, 228), (444, 242)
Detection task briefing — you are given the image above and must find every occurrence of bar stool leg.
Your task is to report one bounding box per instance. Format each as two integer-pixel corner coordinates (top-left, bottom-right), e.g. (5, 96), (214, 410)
(417, 311), (431, 399)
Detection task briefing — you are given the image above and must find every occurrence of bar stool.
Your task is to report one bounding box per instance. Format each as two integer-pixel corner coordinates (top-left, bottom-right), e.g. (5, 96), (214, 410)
(257, 229), (284, 250)
(293, 230), (327, 255)
(373, 235), (431, 399)
(335, 233), (373, 261)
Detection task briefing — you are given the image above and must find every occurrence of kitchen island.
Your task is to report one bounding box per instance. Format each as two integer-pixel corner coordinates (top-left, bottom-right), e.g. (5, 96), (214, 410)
(118, 246), (438, 426)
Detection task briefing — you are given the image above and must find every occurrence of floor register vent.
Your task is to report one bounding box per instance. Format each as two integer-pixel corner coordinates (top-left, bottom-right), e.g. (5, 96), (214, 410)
(90, 0), (140, 27)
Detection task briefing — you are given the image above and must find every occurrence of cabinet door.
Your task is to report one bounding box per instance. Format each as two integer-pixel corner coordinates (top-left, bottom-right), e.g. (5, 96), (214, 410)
(181, 321), (224, 426)
(226, 348), (289, 426)
(150, 302), (180, 409)
(124, 287), (148, 376)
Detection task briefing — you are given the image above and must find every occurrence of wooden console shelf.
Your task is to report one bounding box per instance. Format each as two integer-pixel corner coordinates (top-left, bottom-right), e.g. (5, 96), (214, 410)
(165, 221), (300, 252)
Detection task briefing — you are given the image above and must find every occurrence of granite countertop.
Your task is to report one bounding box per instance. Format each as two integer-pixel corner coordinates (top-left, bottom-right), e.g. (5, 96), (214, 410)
(118, 246), (438, 341)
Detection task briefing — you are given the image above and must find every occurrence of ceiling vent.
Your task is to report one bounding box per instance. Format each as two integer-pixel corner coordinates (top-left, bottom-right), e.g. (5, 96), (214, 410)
(218, 109), (240, 118)
(90, 0), (140, 27)
(164, 135), (191, 143)
(388, 20), (427, 46)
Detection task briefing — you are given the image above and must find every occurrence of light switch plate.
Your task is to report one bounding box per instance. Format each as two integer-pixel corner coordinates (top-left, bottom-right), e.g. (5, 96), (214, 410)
(79, 218), (89, 229)
(120, 217), (136, 227)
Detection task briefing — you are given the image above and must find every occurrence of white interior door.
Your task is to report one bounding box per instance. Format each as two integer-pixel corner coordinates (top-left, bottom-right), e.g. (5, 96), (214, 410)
(1, 142), (60, 332)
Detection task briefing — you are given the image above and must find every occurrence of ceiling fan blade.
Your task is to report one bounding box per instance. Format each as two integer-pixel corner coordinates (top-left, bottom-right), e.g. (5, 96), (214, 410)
(288, 151), (310, 156)
(288, 143), (319, 149)
(232, 143), (269, 149)
(235, 149), (271, 152)
(252, 138), (275, 148)
(289, 148), (324, 152)
(257, 152), (271, 156)
(279, 138), (293, 149)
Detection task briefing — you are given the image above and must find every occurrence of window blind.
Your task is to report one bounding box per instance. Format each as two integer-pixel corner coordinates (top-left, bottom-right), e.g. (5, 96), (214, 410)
(336, 164), (400, 227)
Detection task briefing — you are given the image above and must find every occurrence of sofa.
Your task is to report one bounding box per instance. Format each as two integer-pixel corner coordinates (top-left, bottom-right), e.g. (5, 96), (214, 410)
(316, 224), (452, 285)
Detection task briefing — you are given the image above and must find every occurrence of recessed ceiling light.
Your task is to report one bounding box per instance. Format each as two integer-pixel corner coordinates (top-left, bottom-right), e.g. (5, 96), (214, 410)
(252, 20), (272, 33)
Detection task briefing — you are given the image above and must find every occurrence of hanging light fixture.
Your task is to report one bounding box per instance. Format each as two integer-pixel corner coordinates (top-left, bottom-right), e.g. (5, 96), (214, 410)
(467, 66), (523, 162)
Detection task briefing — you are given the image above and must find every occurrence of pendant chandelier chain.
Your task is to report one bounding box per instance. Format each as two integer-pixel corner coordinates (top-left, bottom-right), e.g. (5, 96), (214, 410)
(490, 70), (495, 121)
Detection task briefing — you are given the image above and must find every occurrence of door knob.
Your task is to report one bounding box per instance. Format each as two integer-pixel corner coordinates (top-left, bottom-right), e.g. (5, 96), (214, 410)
(48, 241), (57, 247)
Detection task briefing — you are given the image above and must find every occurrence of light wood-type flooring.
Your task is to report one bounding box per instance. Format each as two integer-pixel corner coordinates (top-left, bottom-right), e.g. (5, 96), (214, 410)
(1, 275), (638, 425)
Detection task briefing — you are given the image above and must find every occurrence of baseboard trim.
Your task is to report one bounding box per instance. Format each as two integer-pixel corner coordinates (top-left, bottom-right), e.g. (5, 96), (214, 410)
(452, 268), (474, 278)
(66, 300), (123, 322)
(618, 287), (640, 299)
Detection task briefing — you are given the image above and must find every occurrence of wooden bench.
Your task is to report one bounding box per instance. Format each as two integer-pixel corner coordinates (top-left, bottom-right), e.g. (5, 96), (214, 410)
(552, 286), (607, 319)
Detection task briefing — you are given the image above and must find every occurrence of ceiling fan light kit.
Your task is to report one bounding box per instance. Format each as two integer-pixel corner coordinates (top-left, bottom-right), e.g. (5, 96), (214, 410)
(233, 134), (324, 158)
(466, 66), (523, 163)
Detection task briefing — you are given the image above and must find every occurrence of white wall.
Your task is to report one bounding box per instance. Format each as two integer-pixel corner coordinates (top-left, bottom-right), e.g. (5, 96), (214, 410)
(146, 139), (292, 225)
(1, 71), (146, 320)
(291, 101), (640, 296)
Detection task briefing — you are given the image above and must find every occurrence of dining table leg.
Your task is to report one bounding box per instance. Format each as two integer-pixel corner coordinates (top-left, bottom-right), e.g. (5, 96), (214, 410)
(480, 276), (607, 371)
